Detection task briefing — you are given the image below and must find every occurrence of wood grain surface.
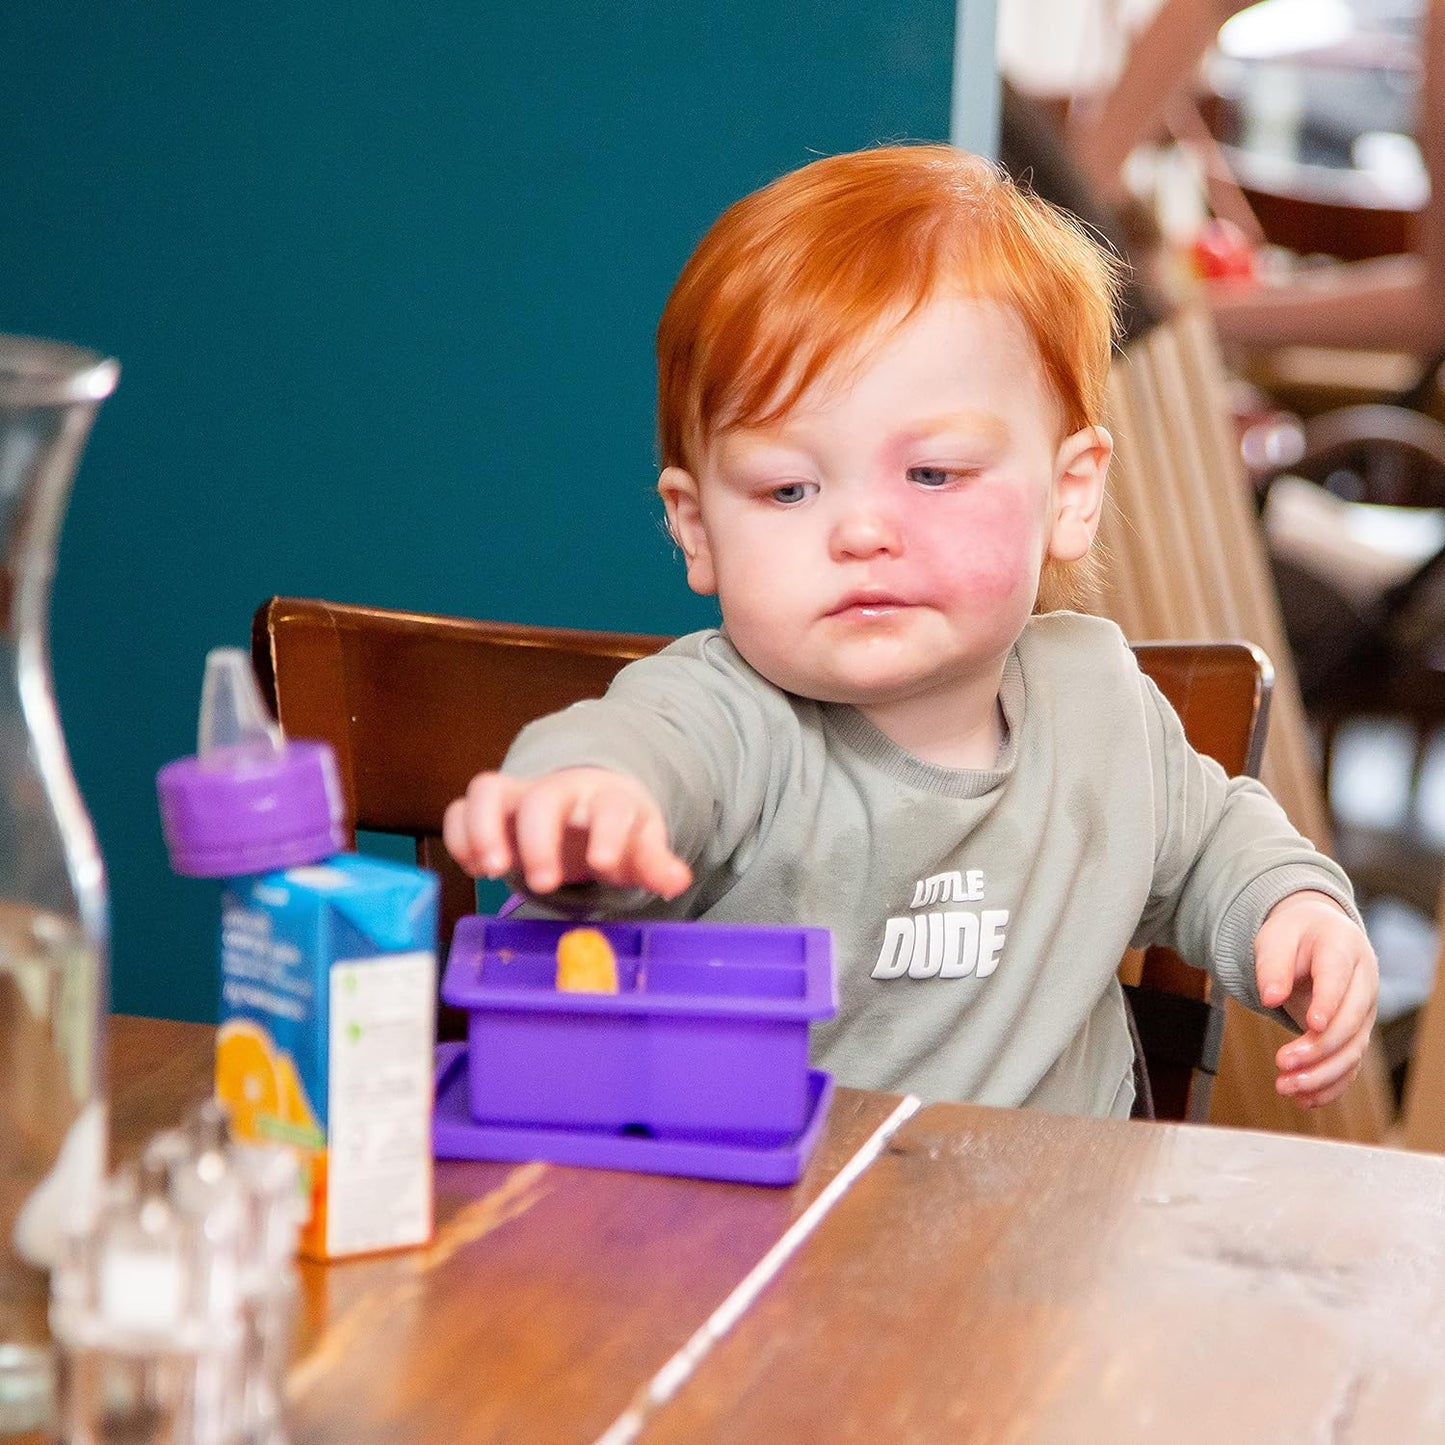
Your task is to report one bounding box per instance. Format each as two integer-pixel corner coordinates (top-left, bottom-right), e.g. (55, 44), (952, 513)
(640, 1101), (1445, 1444)
(107, 1015), (910, 1444)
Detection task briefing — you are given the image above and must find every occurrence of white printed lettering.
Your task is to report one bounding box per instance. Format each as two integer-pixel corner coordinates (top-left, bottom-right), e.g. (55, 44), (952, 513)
(875, 895), (1008, 983)
(908, 913), (947, 979)
(911, 871), (984, 908)
(977, 910), (1009, 977)
(907, 914), (929, 975)
(939, 911), (980, 978)
(872, 918), (913, 979)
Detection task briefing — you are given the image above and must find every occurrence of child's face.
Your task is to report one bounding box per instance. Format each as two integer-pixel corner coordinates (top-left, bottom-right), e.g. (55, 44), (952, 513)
(659, 295), (1110, 740)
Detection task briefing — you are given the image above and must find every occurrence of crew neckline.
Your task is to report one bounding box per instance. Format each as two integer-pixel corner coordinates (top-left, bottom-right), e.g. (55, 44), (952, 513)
(821, 650), (1024, 798)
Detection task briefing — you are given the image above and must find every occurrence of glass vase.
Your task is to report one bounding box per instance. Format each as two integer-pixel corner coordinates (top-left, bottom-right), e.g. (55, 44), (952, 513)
(0, 336), (116, 1436)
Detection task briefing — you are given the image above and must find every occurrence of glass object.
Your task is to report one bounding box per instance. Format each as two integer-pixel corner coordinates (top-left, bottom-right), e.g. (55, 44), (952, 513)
(50, 1102), (302, 1445)
(0, 336), (117, 1435)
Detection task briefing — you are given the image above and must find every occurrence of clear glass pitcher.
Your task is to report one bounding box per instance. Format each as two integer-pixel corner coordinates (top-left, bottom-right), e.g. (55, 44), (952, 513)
(0, 336), (116, 1435)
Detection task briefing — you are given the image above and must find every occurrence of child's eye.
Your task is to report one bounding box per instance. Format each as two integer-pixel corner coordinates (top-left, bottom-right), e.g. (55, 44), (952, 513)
(770, 481), (818, 505)
(907, 466), (959, 489)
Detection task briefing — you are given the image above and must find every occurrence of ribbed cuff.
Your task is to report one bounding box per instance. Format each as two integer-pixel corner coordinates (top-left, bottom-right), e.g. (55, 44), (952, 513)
(1210, 866), (1364, 1031)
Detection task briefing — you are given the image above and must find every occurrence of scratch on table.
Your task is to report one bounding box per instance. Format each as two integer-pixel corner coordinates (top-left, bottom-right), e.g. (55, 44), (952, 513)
(418, 1161), (551, 1271)
(595, 1094), (922, 1445)
(288, 1280), (424, 1400)
(287, 1161), (551, 1400)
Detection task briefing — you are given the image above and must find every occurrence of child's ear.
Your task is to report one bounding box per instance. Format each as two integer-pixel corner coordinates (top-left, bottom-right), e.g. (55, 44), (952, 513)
(1047, 425), (1112, 562)
(658, 466), (718, 595)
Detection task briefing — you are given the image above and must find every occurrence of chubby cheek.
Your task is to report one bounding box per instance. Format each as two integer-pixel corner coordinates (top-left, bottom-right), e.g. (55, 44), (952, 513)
(909, 488), (1042, 607)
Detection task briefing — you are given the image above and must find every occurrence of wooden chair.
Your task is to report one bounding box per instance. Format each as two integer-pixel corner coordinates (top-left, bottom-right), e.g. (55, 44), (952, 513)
(249, 598), (664, 954)
(251, 595), (1270, 1122)
(1096, 307), (1397, 1144)
(1123, 638), (1272, 1122)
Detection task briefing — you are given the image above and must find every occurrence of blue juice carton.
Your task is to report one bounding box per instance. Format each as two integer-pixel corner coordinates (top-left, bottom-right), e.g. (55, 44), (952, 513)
(159, 649), (438, 1259)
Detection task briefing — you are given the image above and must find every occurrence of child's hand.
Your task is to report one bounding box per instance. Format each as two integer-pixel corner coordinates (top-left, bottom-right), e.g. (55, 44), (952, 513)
(442, 766), (693, 900)
(1254, 890), (1379, 1109)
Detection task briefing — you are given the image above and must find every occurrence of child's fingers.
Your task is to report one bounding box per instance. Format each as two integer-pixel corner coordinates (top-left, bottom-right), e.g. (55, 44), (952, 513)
(1277, 1039), (1366, 1104)
(1277, 1013), (1374, 1102)
(584, 793), (691, 898)
(1286, 1019), (1373, 1106)
(447, 767), (681, 898)
(473, 772), (529, 878)
(1277, 956), (1375, 1072)
(444, 773), (519, 877)
(512, 777), (585, 893)
(441, 797), (479, 873)
(629, 811), (692, 899)
(1291, 1064), (1363, 1110)
(1300, 936), (1358, 1034)
(583, 789), (644, 879)
(1253, 930), (1301, 1011)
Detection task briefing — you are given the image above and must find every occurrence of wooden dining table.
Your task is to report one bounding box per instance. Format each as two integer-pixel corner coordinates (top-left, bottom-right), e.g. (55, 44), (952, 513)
(79, 1016), (1445, 1442)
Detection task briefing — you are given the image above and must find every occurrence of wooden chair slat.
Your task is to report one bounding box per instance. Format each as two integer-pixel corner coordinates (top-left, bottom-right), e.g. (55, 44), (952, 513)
(1095, 309), (1394, 1143)
(1129, 639), (1272, 1121)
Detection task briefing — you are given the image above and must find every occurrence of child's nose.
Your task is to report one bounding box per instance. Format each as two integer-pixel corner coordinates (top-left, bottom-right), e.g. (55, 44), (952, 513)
(829, 503), (903, 561)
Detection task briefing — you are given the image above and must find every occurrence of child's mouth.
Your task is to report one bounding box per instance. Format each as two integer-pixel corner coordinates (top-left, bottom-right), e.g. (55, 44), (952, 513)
(826, 593), (913, 620)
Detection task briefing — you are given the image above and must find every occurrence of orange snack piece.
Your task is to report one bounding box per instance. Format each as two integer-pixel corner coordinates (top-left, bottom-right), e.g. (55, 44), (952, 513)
(555, 927), (620, 993)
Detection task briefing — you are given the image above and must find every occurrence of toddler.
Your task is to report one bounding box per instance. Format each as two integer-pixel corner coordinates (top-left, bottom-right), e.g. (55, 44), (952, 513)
(444, 144), (1377, 1116)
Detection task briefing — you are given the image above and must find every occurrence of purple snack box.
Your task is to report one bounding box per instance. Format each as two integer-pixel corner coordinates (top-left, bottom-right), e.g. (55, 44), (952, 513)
(441, 916), (837, 1137)
(432, 1044), (836, 1184)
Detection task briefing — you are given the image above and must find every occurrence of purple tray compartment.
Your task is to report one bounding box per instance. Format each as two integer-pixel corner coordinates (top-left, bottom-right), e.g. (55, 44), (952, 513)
(432, 1043), (835, 1186)
(441, 915), (836, 1136)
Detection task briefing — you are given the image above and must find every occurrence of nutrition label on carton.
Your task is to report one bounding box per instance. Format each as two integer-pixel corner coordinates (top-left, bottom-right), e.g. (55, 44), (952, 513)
(326, 951), (435, 1256)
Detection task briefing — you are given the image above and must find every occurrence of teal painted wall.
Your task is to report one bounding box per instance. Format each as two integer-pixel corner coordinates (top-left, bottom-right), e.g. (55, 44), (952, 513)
(0, 3), (955, 1021)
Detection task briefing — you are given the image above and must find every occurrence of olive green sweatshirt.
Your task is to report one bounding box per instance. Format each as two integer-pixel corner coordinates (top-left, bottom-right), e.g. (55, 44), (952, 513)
(503, 612), (1358, 1117)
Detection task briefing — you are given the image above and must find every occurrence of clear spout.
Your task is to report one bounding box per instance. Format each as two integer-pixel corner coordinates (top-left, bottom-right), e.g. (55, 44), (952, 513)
(196, 649), (283, 770)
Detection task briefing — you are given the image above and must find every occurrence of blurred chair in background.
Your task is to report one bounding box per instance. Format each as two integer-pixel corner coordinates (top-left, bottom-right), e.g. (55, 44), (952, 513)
(997, 84), (1398, 1143)
(1005, 1), (1445, 1120)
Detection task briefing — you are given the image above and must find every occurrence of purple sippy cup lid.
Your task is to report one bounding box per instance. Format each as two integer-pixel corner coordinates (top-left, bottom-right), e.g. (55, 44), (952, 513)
(156, 649), (347, 878)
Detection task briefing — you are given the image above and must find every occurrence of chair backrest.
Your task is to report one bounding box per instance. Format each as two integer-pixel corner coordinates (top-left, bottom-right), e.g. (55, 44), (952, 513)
(1125, 640), (1271, 1121)
(252, 595), (1270, 1121)
(250, 598), (666, 953)
(1094, 307), (1395, 1144)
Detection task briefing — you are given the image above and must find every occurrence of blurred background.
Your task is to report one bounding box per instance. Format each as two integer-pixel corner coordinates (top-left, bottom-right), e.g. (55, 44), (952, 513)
(7, 0), (1445, 1130)
(1003, 0), (1445, 1111)
(0, 2), (956, 1023)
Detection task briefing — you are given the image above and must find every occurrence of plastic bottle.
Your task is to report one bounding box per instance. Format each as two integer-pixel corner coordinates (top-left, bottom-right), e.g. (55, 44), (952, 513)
(156, 650), (438, 1261)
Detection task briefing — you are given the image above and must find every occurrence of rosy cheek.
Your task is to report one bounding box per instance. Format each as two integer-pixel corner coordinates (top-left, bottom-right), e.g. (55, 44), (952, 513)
(906, 489), (1038, 603)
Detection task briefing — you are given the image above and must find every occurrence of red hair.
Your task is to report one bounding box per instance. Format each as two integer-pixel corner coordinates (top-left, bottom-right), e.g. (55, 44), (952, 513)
(656, 144), (1123, 609)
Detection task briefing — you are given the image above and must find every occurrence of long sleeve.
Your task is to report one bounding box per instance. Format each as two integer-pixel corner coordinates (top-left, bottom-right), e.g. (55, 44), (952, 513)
(1131, 672), (1360, 1015)
(483, 610), (1362, 1113)
(499, 630), (798, 914)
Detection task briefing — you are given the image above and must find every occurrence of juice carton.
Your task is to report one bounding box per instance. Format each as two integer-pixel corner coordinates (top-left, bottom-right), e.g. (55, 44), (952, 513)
(158, 649), (439, 1259)
(216, 855), (437, 1258)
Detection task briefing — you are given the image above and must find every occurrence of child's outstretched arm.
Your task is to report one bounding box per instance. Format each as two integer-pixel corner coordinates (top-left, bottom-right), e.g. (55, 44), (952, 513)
(443, 766), (693, 900)
(1253, 890), (1379, 1109)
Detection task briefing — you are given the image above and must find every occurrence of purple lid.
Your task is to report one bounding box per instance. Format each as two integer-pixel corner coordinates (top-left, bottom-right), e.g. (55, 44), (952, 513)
(157, 739), (346, 878)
